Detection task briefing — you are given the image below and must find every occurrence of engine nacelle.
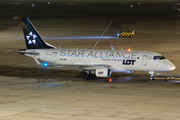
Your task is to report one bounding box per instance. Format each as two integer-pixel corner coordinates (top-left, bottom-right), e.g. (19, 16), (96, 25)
(95, 68), (112, 78)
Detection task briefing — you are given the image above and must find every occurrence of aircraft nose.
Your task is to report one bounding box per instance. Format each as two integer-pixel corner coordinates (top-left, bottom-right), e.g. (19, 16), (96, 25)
(168, 61), (176, 71)
(170, 63), (176, 70)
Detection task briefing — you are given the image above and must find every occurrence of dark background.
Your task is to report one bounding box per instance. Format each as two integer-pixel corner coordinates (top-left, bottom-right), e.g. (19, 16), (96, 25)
(0, 0), (179, 20)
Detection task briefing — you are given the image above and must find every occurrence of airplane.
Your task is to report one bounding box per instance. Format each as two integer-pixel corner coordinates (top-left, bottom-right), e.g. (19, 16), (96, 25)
(14, 17), (175, 80)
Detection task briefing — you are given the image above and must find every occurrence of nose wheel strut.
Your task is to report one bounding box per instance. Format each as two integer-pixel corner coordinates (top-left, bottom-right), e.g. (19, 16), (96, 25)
(149, 71), (155, 80)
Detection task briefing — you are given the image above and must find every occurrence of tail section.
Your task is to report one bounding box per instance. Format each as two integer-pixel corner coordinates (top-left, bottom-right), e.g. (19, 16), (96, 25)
(21, 17), (56, 49)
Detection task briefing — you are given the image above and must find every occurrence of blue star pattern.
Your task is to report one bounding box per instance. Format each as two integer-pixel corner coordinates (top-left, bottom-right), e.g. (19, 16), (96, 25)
(26, 31), (37, 44)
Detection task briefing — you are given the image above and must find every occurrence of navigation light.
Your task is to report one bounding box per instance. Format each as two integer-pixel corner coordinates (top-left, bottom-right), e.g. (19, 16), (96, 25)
(43, 63), (48, 67)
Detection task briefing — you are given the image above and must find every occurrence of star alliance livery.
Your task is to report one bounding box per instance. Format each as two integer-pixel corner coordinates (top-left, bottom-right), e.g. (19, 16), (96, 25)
(18, 17), (175, 80)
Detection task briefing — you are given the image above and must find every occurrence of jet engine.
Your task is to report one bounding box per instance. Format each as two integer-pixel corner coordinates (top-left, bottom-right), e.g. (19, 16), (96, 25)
(95, 68), (112, 78)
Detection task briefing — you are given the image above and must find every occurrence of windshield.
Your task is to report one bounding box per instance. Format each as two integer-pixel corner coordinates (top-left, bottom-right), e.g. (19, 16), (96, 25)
(153, 56), (166, 60)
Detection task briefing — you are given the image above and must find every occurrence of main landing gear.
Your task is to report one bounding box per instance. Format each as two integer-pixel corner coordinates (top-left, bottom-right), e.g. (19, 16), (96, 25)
(85, 70), (91, 79)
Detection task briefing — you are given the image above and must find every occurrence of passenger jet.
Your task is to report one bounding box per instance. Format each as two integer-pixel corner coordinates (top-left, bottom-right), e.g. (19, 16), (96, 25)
(16, 17), (175, 80)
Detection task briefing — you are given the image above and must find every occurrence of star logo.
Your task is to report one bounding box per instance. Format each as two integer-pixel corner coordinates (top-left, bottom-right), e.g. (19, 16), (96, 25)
(26, 31), (37, 44)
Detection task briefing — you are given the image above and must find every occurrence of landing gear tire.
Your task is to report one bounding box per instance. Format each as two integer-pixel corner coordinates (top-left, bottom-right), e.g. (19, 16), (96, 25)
(150, 77), (155, 80)
(84, 70), (91, 79)
(87, 74), (91, 79)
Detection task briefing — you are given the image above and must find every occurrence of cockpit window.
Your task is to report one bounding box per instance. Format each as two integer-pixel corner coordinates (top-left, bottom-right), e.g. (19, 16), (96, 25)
(153, 56), (166, 60)
(159, 56), (166, 60)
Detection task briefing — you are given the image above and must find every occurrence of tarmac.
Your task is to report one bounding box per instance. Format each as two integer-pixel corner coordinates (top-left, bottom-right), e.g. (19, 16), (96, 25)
(0, 0), (180, 120)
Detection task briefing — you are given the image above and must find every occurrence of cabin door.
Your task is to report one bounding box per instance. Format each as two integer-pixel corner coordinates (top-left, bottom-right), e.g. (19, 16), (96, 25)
(142, 55), (148, 66)
(52, 52), (57, 62)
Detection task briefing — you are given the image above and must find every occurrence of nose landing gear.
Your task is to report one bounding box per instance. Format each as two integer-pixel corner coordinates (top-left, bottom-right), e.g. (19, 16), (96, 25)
(149, 71), (155, 80)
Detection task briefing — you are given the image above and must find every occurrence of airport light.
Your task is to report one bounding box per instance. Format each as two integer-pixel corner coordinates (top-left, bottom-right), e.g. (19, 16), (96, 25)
(43, 36), (117, 40)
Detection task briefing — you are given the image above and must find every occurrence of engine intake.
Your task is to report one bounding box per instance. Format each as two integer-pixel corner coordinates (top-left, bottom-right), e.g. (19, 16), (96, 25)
(95, 68), (112, 78)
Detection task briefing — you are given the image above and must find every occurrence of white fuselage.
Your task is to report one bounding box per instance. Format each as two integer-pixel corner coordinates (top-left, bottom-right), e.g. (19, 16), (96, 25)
(25, 49), (175, 73)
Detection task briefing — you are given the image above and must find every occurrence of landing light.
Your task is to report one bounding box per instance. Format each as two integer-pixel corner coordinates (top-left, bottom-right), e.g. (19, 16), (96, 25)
(43, 63), (48, 67)
(128, 49), (131, 52)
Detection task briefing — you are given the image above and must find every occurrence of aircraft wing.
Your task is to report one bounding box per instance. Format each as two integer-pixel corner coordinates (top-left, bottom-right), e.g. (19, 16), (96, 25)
(51, 63), (112, 70)
(61, 64), (111, 70)
(52, 63), (130, 73)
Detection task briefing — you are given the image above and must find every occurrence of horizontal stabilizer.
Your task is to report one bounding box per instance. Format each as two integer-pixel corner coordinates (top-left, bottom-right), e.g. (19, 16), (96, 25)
(6, 50), (39, 55)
